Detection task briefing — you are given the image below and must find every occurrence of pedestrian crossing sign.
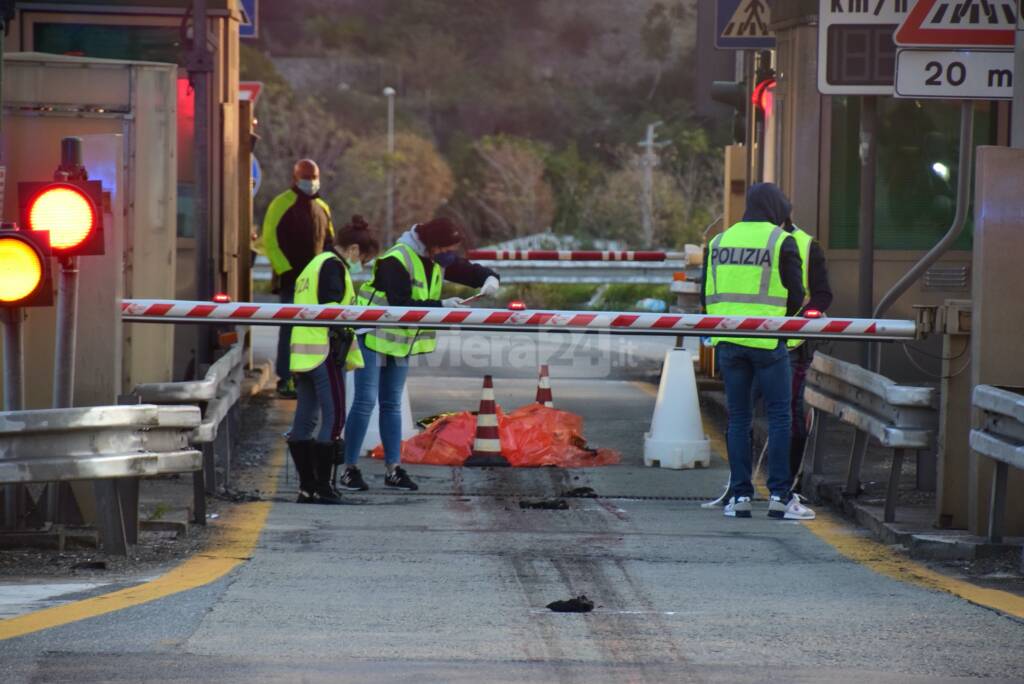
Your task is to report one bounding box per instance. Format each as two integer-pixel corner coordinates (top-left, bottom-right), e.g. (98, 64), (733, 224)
(715, 0), (776, 50)
(895, 0), (1017, 47)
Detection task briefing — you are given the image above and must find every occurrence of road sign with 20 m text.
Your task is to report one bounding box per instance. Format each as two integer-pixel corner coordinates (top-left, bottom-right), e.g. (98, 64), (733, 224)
(896, 48), (1014, 98)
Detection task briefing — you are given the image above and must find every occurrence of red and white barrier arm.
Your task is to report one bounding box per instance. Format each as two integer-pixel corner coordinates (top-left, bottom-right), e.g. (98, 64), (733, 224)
(120, 300), (918, 341)
(466, 249), (686, 262)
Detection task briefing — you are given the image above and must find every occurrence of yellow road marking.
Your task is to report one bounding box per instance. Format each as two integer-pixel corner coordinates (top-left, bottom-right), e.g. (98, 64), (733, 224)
(805, 513), (1024, 620)
(0, 438), (286, 641)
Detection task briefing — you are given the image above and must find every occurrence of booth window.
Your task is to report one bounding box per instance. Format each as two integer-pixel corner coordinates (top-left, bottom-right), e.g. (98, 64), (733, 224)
(828, 98), (996, 251)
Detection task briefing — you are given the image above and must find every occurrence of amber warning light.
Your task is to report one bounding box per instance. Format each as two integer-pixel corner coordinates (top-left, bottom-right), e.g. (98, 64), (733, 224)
(19, 181), (104, 257)
(0, 227), (53, 308)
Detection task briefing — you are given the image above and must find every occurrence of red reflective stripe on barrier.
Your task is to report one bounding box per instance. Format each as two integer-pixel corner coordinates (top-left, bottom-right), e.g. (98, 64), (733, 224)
(399, 310), (428, 323)
(189, 304), (216, 317)
(146, 303), (173, 316)
(738, 318), (766, 330)
(234, 306), (259, 318)
(569, 313), (597, 326)
(780, 319), (809, 332)
(695, 317), (724, 330)
(484, 311), (513, 324)
(653, 315), (681, 329)
(358, 309), (386, 321)
(865, 323), (877, 334)
(528, 313), (555, 325)
(824, 320), (851, 333)
(273, 307), (302, 320)
(611, 314), (639, 327)
(315, 308), (342, 321)
(443, 311), (471, 324)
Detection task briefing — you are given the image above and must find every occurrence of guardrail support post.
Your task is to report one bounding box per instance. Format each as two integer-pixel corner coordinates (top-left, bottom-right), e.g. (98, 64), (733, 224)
(845, 431), (867, 496)
(808, 410), (825, 476)
(987, 461), (1008, 544)
(93, 480), (128, 556)
(884, 448), (905, 524)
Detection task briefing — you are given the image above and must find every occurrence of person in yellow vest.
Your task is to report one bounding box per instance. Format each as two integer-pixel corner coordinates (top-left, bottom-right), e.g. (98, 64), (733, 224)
(781, 216), (833, 492)
(338, 218), (500, 492)
(262, 159), (335, 399)
(287, 216), (379, 504)
(702, 183), (815, 521)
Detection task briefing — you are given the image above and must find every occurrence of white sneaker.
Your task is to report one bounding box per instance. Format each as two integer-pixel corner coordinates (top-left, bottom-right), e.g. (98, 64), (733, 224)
(768, 494), (815, 520)
(724, 496), (752, 518)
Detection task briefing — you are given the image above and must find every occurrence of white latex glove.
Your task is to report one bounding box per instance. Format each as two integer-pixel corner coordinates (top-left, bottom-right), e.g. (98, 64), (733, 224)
(442, 297), (468, 308)
(480, 276), (500, 297)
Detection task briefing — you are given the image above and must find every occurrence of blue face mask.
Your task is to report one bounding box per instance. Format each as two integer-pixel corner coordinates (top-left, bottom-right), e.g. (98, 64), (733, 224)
(296, 178), (320, 196)
(434, 250), (458, 268)
(347, 260), (363, 276)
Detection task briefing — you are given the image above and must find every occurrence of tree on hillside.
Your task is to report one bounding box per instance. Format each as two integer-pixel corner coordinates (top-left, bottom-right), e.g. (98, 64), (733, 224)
(335, 132), (455, 237)
(586, 159), (695, 248)
(455, 136), (556, 242)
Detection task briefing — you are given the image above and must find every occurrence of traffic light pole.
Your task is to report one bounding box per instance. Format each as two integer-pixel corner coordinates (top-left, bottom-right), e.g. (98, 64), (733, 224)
(857, 95), (878, 367)
(52, 256), (79, 409)
(190, 0), (215, 376)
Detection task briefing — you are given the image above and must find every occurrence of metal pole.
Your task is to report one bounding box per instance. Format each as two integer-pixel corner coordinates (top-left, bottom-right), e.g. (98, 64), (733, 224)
(857, 95), (877, 367)
(744, 51), (754, 189)
(640, 124), (656, 248)
(1, 308), (19, 529)
(52, 258), (79, 408)
(1013, 29), (1024, 148)
(191, 0), (213, 373)
(384, 87), (395, 246)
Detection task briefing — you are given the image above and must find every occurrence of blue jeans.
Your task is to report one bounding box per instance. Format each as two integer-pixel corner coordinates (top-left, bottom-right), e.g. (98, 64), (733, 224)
(275, 281), (296, 384)
(344, 337), (410, 466)
(717, 342), (792, 499)
(290, 359), (345, 444)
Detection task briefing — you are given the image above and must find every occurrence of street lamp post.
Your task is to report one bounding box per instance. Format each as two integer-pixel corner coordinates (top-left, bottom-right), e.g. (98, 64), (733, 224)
(383, 86), (396, 245)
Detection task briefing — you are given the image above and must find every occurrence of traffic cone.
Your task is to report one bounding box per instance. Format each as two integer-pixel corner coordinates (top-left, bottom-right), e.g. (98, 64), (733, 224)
(464, 375), (509, 467)
(643, 348), (711, 469)
(535, 364), (554, 408)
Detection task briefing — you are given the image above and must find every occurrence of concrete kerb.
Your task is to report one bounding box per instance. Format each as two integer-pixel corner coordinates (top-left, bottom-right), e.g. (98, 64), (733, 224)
(699, 389), (1024, 564)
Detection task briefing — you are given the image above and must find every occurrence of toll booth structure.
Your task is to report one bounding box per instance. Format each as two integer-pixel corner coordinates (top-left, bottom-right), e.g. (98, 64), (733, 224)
(0, 52), (177, 409)
(5, 1), (249, 382)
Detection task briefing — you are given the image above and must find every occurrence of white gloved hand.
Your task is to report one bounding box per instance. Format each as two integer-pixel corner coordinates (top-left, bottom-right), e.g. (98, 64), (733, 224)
(480, 275), (500, 297)
(442, 297), (468, 308)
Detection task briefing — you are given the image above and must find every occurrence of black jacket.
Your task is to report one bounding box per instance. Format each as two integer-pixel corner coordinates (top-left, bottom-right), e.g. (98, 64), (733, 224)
(798, 236), (833, 314)
(369, 254), (498, 308)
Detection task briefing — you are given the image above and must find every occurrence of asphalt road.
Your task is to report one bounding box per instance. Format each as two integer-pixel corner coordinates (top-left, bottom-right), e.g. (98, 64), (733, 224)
(1, 330), (1022, 683)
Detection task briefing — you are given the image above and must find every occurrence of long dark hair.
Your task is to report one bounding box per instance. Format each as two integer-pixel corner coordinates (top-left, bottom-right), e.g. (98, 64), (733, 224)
(336, 215), (380, 259)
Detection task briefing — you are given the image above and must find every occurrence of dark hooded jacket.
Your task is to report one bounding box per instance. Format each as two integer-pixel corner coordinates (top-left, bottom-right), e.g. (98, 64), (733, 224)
(702, 183), (805, 316)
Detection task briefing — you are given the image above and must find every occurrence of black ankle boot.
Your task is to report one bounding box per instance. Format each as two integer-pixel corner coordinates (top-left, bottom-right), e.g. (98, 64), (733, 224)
(287, 440), (317, 503)
(312, 442), (343, 505)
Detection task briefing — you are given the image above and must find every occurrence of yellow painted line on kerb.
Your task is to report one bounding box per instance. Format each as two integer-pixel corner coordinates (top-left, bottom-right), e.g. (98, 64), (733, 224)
(635, 379), (1024, 619)
(0, 441), (286, 641)
(805, 513), (1024, 620)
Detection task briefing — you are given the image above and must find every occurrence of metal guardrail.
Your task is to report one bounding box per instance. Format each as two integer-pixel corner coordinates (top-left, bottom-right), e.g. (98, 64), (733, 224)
(969, 384), (1024, 543)
(804, 352), (938, 523)
(252, 255), (697, 285)
(0, 404), (201, 554)
(132, 337), (246, 520)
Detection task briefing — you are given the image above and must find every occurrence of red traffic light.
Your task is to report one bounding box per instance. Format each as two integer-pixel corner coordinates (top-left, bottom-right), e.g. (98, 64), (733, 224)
(19, 181), (104, 256)
(752, 78), (776, 118)
(0, 228), (53, 308)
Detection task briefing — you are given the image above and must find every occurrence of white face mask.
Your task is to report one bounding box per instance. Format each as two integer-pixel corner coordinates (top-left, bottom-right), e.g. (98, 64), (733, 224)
(347, 260), (363, 276)
(296, 178), (320, 196)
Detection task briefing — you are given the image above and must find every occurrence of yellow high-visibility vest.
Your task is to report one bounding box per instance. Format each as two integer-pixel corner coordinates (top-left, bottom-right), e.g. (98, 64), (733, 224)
(358, 243), (443, 358)
(787, 226), (814, 350)
(290, 251), (364, 373)
(705, 221), (789, 350)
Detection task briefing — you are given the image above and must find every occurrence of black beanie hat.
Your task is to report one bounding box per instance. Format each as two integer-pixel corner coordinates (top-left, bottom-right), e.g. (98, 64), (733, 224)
(416, 217), (462, 249)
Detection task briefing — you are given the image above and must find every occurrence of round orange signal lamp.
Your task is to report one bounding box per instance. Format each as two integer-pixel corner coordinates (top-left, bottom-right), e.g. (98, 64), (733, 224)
(0, 234), (45, 303)
(27, 185), (97, 252)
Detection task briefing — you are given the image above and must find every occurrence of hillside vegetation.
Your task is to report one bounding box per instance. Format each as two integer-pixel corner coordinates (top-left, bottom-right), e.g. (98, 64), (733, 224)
(245, 0), (724, 248)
